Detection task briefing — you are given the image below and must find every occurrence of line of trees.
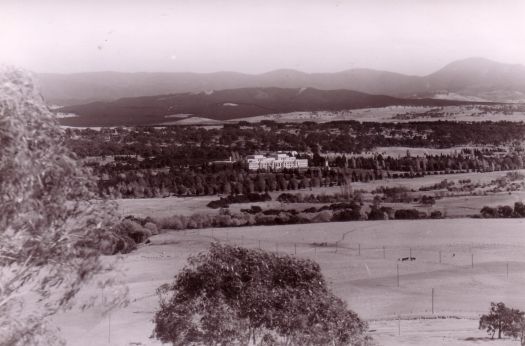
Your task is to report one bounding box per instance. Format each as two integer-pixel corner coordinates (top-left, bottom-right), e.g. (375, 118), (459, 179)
(95, 151), (525, 198)
(480, 202), (525, 218)
(66, 121), (525, 160)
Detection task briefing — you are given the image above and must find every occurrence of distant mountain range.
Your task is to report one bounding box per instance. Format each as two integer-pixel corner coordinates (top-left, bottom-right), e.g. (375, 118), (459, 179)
(39, 58), (525, 106)
(59, 87), (491, 127)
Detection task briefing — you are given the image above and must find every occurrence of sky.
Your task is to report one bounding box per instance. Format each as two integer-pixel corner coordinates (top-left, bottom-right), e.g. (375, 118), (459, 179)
(1, 0), (525, 75)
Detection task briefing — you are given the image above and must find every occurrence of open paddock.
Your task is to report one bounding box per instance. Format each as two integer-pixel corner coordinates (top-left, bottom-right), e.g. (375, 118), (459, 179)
(53, 218), (525, 345)
(114, 169), (525, 222)
(233, 105), (525, 123)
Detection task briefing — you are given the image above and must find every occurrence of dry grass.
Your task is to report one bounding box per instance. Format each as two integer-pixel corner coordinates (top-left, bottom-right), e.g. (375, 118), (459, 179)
(52, 218), (525, 345)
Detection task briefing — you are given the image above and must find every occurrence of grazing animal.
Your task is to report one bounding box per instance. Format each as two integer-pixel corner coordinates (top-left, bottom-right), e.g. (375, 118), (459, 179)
(398, 257), (416, 261)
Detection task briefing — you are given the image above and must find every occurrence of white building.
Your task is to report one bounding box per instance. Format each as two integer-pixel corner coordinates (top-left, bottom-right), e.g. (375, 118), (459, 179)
(245, 152), (308, 171)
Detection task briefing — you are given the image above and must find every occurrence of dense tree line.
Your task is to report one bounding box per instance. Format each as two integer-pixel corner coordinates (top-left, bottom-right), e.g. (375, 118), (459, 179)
(97, 167), (356, 198)
(66, 120), (525, 161)
(64, 121), (525, 198)
(93, 148), (525, 198)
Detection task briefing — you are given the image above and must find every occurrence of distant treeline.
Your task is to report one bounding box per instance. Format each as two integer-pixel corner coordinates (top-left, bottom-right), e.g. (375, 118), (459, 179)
(108, 197), (450, 254)
(67, 121), (525, 162)
(120, 202), (443, 247)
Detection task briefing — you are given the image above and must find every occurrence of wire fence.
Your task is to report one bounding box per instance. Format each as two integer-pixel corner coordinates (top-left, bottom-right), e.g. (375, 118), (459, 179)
(139, 227), (525, 324)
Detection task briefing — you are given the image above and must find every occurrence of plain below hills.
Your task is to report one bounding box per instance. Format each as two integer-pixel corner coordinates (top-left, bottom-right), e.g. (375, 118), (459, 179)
(57, 87), (492, 127)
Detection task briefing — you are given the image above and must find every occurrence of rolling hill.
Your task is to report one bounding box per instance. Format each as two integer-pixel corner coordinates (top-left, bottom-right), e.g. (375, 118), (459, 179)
(39, 58), (525, 106)
(58, 87), (490, 127)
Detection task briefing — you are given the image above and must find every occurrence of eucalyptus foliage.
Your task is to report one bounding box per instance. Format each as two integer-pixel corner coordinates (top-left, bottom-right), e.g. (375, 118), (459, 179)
(0, 67), (121, 345)
(153, 243), (370, 346)
(479, 302), (525, 340)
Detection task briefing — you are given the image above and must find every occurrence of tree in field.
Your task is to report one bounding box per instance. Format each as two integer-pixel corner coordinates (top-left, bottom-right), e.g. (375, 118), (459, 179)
(479, 302), (524, 340)
(153, 243), (370, 346)
(0, 67), (123, 345)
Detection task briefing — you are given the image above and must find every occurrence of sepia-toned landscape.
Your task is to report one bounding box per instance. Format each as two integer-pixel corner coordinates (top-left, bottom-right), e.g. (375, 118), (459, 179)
(2, 1), (525, 345)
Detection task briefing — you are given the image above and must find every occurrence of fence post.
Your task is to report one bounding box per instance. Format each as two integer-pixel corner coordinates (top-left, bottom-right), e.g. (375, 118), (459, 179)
(358, 243), (361, 256)
(431, 288), (434, 314)
(398, 315), (400, 336)
(471, 253), (474, 268)
(409, 247), (412, 258)
(258, 239), (261, 249)
(397, 264), (400, 287)
(439, 251), (442, 264)
(108, 312), (111, 344)
(294, 243), (297, 255)
(383, 246), (386, 259)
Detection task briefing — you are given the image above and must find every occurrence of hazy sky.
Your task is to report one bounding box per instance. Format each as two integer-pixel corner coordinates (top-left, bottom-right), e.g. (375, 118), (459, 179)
(1, 0), (525, 75)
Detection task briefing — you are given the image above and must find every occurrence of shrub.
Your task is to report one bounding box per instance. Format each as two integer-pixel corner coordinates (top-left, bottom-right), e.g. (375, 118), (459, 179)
(241, 205), (263, 214)
(153, 244), (370, 345)
(515, 202), (525, 217)
(144, 222), (159, 235)
(367, 206), (387, 220)
(480, 206), (499, 218)
(332, 208), (361, 222)
(312, 210), (334, 223)
(430, 210), (443, 219)
(115, 219), (151, 246)
(207, 193), (272, 208)
(394, 209), (421, 220)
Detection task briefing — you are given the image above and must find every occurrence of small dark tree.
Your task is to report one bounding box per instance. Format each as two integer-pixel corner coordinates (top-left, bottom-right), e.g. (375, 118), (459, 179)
(498, 205), (514, 218)
(479, 302), (524, 339)
(153, 243), (370, 346)
(480, 206), (498, 218)
(367, 206), (387, 220)
(514, 202), (525, 217)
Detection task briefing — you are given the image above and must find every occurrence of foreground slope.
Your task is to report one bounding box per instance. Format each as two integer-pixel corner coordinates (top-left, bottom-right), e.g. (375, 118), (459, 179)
(54, 219), (525, 345)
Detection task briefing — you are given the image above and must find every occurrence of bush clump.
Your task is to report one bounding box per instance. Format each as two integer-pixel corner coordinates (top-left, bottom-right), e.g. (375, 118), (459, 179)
(153, 243), (371, 346)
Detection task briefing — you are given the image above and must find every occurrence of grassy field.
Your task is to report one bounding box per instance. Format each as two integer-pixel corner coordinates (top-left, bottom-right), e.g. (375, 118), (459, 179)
(116, 170), (525, 221)
(234, 105), (525, 123)
(53, 218), (525, 345)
